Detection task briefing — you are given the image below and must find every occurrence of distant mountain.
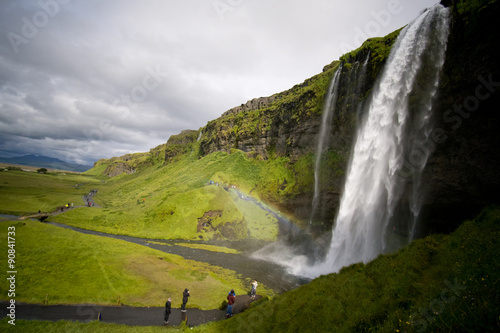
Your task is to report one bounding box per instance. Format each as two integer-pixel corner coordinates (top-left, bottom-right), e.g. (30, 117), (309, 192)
(0, 155), (92, 172)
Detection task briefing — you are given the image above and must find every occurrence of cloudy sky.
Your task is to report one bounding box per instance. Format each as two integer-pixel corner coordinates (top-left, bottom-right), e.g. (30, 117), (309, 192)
(0, 0), (439, 165)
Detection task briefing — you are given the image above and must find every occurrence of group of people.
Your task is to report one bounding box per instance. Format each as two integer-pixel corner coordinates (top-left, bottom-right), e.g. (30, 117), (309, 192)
(226, 280), (258, 317)
(60, 203), (74, 211)
(163, 281), (258, 324)
(84, 189), (98, 207)
(163, 288), (190, 325)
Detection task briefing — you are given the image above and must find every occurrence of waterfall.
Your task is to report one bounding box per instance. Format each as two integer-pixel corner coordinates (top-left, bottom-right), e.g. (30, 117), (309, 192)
(355, 52), (370, 118)
(197, 131), (202, 142)
(310, 65), (342, 225)
(299, 4), (450, 277)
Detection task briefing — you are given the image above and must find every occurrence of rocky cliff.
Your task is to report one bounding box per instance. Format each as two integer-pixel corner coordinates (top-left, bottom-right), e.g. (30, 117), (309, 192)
(419, 0), (500, 233)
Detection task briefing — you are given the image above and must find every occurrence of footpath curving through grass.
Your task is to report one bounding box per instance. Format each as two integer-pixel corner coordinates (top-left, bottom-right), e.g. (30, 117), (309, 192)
(0, 220), (255, 310)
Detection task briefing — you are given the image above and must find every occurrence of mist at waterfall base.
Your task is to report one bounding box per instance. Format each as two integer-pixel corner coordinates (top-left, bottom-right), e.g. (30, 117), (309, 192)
(253, 4), (451, 279)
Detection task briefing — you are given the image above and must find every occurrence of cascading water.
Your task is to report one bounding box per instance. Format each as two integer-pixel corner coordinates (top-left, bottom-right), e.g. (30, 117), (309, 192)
(299, 4), (451, 277)
(310, 65), (342, 225)
(355, 52), (370, 118)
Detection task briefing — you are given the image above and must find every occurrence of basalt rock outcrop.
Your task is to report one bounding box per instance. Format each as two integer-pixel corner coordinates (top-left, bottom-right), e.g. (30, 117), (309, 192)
(164, 129), (199, 163)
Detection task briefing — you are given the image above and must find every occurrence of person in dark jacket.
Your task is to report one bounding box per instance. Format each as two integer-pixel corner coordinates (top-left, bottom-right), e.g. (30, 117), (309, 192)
(181, 288), (190, 312)
(226, 289), (235, 317)
(164, 298), (171, 324)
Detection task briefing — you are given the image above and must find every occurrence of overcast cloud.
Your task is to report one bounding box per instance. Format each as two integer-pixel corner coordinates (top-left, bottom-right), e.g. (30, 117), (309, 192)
(0, 0), (438, 165)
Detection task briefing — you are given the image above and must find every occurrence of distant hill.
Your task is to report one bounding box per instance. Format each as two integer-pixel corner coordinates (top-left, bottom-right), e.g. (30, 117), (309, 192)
(0, 155), (92, 172)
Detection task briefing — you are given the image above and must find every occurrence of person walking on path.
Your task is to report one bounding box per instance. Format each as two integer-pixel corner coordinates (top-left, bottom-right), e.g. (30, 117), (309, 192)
(251, 280), (258, 300)
(226, 289), (235, 318)
(164, 298), (171, 324)
(181, 288), (190, 312)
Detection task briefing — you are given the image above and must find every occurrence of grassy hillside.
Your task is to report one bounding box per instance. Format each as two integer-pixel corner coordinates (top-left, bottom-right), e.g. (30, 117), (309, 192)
(51, 149), (297, 240)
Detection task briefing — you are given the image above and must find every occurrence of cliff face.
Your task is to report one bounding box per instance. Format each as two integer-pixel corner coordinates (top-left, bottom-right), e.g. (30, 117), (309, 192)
(419, 0), (500, 233)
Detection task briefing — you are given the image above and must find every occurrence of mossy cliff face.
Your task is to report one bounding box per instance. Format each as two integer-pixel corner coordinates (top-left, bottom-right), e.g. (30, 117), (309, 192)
(164, 129), (199, 163)
(199, 28), (399, 163)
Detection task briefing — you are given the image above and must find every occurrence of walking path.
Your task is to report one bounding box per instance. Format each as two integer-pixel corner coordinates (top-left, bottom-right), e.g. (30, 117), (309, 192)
(0, 295), (261, 327)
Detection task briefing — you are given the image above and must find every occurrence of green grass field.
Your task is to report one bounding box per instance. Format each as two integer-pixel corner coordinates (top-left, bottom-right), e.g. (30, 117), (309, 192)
(0, 220), (258, 309)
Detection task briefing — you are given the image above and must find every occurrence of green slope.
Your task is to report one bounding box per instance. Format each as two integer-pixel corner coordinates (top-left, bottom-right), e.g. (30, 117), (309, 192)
(53, 149), (297, 240)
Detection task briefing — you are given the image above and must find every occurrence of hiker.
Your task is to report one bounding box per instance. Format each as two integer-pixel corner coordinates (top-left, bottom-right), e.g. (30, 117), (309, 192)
(226, 289), (235, 317)
(164, 298), (172, 324)
(251, 280), (258, 300)
(181, 288), (189, 312)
